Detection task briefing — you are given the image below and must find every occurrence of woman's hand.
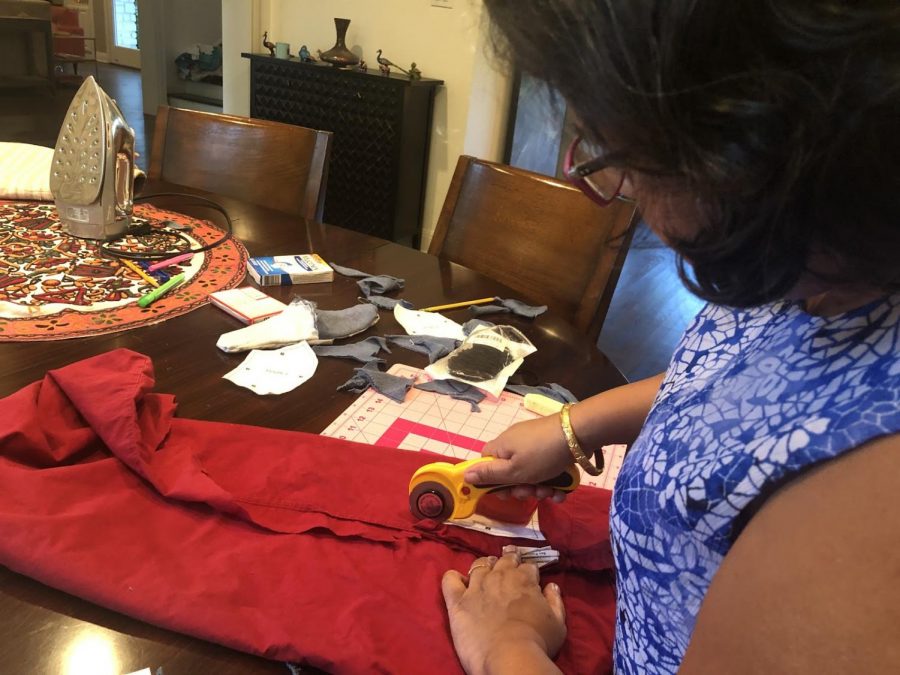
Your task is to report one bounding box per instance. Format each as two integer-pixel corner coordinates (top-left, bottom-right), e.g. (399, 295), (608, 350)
(442, 547), (566, 675)
(465, 415), (573, 501)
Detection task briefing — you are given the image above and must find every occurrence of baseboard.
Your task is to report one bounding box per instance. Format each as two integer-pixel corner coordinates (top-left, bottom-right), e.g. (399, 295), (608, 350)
(96, 52), (110, 64)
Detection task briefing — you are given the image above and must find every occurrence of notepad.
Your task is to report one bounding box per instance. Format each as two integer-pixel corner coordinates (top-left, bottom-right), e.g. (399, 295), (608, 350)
(209, 287), (287, 324)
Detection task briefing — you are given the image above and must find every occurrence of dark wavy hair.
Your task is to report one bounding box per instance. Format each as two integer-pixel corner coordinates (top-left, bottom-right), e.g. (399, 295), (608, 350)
(483, 0), (900, 307)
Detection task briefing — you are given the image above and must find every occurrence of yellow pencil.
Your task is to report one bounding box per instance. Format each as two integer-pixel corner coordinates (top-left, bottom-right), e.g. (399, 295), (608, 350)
(119, 258), (159, 288)
(421, 297), (496, 312)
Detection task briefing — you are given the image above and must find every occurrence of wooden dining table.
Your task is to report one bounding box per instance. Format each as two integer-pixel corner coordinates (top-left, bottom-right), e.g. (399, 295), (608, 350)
(0, 182), (626, 674)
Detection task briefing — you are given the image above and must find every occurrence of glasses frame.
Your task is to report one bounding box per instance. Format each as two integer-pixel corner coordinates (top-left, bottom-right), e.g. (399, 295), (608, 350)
(563, 136), (627, 207)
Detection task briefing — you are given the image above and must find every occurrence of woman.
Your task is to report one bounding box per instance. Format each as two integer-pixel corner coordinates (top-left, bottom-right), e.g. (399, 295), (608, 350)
(441, 1), (900, 673)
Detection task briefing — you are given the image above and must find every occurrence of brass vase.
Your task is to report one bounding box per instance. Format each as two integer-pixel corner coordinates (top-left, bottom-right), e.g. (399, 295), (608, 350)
(319, 18), (359, 68)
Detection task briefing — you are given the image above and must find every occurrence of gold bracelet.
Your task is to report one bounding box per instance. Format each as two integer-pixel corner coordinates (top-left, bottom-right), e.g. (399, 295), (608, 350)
(559, 403), (602, 476)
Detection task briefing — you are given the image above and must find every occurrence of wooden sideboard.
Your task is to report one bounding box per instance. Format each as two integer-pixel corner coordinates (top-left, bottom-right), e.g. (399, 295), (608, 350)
(242, 53), (442, 247)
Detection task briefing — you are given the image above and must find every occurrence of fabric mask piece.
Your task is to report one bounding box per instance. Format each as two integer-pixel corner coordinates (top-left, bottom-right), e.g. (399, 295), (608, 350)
(462, 318), (495, 335)
(216, 299), (318, 353)
(314, 303), (379, 341)
(312, 336), (390, 364)
(336, 361), (415, 403)
(414, 379), (485, 412)
(385, 334), (460, 364)
(364, 295), (414, 311)
(469, 297), (548, 319)
(329, 262), (405, 297)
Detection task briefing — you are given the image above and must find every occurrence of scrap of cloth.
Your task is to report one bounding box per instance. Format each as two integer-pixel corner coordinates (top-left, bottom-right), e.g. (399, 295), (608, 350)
(336, 360), (415, 403)
(329, 262), (405, 297)
(312, 336), (390, 363)
(0, 349), (617, 674)
(364, 295), (413, 311)
(470, 297), (548, 319)
(414, 379), (486, 412)
(386, 334), (461, 364)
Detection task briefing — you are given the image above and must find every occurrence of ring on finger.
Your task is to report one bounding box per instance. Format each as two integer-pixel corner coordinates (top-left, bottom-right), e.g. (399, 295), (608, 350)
(468, 562), (492, 575)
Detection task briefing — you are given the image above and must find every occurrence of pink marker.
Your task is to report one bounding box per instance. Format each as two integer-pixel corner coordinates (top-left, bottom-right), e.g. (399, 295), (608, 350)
(148, 252), (194, 272)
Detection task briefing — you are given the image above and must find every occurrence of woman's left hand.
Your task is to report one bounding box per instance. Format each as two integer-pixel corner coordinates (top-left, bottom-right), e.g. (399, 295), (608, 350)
(441, 546), (566, 675)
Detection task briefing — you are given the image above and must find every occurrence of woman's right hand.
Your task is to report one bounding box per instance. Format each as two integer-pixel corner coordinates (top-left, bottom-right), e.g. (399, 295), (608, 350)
(465, 415), (574, 501)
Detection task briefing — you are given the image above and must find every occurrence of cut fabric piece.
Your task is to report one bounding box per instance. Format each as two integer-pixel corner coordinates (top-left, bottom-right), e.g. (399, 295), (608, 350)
(312, 336), (390, 363)
(363, 295), (414, 311)
(314, 303), (379, 342)
(216, 300), (318, 353)
(414, 379), (486, 412)
(470, 297), (548, 319)
(386, 334), (460, 364)
(329, 262), (405, 297)
(336, 360), (415, 403)
(0, 350), (616, 674)
(505, 383), (578, 404)
(462, 318), (495, 335)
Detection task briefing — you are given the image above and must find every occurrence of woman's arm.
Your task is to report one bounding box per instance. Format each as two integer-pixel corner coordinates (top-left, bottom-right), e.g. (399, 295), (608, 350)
(465, 373), (664, 488)
(680, 432), (900, 673)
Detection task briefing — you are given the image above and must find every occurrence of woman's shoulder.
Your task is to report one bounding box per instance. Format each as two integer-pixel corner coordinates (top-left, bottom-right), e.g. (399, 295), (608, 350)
(680, 431), (900, 674)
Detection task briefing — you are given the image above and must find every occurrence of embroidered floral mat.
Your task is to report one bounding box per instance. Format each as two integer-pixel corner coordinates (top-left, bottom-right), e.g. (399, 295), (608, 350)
(0, 201), (247, 341)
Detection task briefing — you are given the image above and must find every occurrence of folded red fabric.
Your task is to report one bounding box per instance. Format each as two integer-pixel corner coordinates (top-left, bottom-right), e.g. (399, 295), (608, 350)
(0, 349), (616, 673)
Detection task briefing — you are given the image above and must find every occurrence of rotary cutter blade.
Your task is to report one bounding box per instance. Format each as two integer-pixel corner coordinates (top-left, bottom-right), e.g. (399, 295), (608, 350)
(408, 456), (580, 522)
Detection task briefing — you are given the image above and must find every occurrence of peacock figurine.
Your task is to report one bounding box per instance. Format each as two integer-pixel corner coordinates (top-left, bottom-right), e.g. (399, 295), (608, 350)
(263, 31), (276, 57)
(375, 50), (421, 79)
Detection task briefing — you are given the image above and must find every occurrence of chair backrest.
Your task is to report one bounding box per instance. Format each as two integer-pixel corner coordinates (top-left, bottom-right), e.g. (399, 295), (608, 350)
(428, 155), (639, 342)
(148, 106), (332, 221)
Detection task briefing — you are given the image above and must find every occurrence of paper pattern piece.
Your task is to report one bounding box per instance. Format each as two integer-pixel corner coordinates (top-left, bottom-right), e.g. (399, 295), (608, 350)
(394, 304), (466, 341)
(223, 341), (318, 395)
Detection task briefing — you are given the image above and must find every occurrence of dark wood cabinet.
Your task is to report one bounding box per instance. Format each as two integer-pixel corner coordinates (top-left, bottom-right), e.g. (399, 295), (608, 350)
(242, 53), (442, 247)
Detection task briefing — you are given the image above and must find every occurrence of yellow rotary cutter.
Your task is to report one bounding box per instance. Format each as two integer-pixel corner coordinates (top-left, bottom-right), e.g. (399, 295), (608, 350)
(408, 456), (580, 522)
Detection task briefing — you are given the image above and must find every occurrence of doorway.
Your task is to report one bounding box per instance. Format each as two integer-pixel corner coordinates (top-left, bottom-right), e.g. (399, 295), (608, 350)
(107, 0), (141, 69)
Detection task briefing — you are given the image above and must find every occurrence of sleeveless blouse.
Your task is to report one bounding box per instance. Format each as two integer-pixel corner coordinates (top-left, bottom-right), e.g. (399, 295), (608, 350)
(610, 294), (900, 673)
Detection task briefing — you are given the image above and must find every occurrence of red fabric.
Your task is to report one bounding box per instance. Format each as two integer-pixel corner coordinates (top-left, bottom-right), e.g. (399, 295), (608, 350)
(0, 349), (616, 674)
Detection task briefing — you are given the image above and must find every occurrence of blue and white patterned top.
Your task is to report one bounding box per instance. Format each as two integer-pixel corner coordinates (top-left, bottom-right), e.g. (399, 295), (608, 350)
(610, 294), (900, 673)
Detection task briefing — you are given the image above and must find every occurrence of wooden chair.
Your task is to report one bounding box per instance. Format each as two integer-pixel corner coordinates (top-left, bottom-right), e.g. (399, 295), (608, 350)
(428, 155), (639, 342)
(148, 106), (332, 221)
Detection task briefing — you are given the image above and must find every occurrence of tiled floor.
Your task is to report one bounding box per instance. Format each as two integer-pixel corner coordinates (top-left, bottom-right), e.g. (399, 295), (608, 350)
(0, 63), (703, 382)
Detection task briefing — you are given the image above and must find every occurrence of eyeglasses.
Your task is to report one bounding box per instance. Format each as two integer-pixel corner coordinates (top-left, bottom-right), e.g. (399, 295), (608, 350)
(563, 136), (628, 207)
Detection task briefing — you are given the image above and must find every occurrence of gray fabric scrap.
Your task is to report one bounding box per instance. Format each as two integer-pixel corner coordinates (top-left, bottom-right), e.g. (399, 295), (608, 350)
(505, 383), (578, 403)
(329, 262), (371, 278)
(328, 262), (405, 297)
(312, 336), (390, 363)
(470, 297), (548, 318)
(315, 304), (379, 340)
(415, 379), (486, 412)
(386, 334), (460, 364)
(357, 274), (404, 297)
(462, 318), (496, 335)
(337, 361), (414, 403)
(364, 295), (414, 311)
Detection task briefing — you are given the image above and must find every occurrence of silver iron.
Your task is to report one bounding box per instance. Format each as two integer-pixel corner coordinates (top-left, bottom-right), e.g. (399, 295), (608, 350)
(49, 76), (137, 240)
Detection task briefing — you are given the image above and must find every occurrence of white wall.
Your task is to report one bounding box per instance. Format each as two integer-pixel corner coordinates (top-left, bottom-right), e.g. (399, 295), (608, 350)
(221, 0), (254, 116)
(222, 0), (512, 248)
